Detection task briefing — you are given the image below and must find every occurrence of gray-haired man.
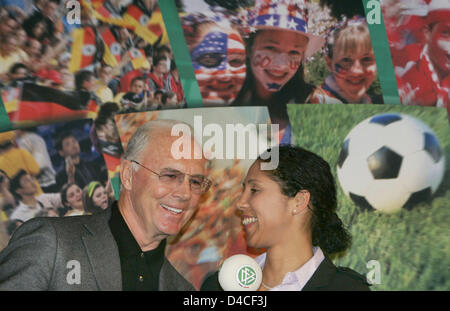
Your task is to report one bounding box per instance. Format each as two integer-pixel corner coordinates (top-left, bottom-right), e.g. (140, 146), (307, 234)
(0, 120), (211, 290)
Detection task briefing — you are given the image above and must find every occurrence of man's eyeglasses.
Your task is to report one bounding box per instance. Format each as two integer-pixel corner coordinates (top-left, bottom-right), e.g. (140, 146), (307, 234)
(130, 160), (211, 195)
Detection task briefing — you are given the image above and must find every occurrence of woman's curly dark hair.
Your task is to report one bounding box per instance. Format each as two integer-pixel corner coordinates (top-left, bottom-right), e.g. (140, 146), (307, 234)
(257, 145), (351, 255)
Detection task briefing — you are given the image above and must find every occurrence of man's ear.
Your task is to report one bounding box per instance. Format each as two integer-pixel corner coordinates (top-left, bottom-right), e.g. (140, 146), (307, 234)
(291, 190), (311, 215)
(120, 159), (133, 191)
(58, 150), (64, 158)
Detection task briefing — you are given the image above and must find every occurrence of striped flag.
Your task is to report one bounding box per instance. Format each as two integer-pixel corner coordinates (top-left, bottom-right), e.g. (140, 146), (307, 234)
(69, 27), (100, 72)
(128, 48), (149, 70)
(10, 83), (94, 124)
(146, 7), (169, 45)
(90, 0), (103, 8)
(103, 152), (121, 180)
(81, 0), (126, 27)
(1, 87), (21, 119)
(192, 31), (246, 104)
(123, 4), (159, 44)
(101, 28), (121, 67)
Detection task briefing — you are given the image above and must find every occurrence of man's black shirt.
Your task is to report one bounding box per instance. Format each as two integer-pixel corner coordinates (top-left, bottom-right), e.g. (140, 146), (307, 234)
(108, 202), (166, 291)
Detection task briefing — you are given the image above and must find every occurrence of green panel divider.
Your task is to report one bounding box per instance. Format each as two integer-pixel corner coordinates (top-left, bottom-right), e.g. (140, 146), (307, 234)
(363, 0), (401, 104)
(159, 0), (204, 107)
(111, 176), (121, 201)
(0, 95), (12, 132)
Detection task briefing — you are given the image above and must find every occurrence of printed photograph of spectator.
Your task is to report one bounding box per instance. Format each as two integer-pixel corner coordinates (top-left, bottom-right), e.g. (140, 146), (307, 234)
(307, 17), (380, 104)
(8, 169), (62, 223)
(0, 0), (187, 128)
(0, 169), (15, 219)
(54, 130), (107, 191)
(382, 0), (449, 114)
(0, 118), (112, 251)
(82, 180), (112, 215)
(161, 91), (178, 108)
(59, 182), (84, 217)
(178, 0), (384, 145)
(180, 9), (246, 106)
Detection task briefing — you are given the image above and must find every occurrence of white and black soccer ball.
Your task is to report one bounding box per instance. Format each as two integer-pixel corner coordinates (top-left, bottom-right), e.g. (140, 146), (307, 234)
(336, 113), (445, 213)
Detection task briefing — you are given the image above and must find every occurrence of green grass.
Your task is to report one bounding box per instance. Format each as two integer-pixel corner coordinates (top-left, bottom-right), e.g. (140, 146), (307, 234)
(288, 104), (450, 290)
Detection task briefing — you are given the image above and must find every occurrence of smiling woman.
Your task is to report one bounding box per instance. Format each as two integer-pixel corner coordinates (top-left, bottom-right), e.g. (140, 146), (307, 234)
(232, 0), (325, 144)
(201, 145), (370, 291)
(307, 17), (379, 104)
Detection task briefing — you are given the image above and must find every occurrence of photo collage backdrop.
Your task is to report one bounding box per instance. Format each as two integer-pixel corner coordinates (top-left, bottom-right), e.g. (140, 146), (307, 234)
(0, 0), (448, 290)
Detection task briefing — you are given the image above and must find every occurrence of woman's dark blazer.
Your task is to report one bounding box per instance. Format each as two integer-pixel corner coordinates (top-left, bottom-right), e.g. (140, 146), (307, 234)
(200, 257), (371, 291)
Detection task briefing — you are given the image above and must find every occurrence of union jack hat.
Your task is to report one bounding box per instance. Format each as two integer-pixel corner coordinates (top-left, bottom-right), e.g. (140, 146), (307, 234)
(244, 0), (325, 58)
(426, 0), (450, 24)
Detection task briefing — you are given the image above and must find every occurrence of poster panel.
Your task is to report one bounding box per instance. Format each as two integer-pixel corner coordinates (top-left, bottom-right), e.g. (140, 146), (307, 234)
(114, 106), (275, 288)
(288, 103), (449, 290)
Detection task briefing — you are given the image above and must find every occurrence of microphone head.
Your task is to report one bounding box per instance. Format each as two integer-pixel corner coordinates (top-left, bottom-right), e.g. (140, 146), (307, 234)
(218, 254), (262, 291)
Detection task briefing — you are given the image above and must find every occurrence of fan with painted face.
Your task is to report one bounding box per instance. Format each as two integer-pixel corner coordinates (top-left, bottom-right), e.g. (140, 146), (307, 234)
(184, 13), (247, 106)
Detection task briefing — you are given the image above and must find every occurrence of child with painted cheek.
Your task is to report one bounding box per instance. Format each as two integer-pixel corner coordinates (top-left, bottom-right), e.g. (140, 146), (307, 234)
(232, 0), (325, 145)
(308, 18), (378, 104)
(250, 30), (306, 96)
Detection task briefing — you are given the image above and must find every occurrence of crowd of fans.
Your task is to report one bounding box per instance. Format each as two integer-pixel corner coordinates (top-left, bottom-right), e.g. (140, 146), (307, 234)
(0, 0), (191, 245)
(0, 0), (186, 115)
(0, 125), (111, 245)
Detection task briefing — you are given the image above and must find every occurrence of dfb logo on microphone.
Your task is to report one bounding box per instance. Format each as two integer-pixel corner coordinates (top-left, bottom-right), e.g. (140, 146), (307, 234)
(237, 265), (257, 288)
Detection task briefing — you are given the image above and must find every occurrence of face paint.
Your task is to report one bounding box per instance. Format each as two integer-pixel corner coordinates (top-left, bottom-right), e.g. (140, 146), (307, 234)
(331, 51), (377, 102)
(266, 82), (282, 90)
(428, 21), (450, 77)
(251, 49), (303, 91)
(437, 39), (450, 52)
(250, 30), (307, 94)
(333, 62), (350, 80)
(191, 28), (246, 105)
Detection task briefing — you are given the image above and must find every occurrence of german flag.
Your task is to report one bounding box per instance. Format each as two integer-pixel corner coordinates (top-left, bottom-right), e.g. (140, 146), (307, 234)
(1, 87), (21, 119)
(101, 28), (121, 67)
(123, 4), (159, 44)
(81, 0), (125, 27)
(103, 152), (121, 180)
(147, 7), (169, 45)
(10, 83), (93, 124)
(128, 48), (149, 70)
(69, 27), (100, 73)
(90, 0), (103, 9)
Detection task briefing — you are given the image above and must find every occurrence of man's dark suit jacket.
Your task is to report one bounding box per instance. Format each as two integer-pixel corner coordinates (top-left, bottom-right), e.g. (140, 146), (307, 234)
(200, 257), (371, 291)
(0, 208), (195, 291)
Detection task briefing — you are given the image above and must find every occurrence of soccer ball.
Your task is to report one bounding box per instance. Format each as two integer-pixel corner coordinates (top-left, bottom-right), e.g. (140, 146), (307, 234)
(336, 113), (445, 213)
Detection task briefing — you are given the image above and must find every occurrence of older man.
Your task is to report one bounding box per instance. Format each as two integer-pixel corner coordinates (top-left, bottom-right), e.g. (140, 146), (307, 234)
(0, 120), (210, 290)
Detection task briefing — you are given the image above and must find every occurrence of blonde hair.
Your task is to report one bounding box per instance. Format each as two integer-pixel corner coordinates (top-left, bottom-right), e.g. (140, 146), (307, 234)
(328, 22), (372, 58)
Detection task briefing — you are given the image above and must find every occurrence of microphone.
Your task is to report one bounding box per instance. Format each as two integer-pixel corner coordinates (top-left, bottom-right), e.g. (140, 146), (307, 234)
(218, 254), (262, 291)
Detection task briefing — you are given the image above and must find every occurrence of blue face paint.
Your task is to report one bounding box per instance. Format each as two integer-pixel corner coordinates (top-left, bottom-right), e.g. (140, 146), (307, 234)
(190, 31), (228, 70)
(266, 82), (282, 90)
